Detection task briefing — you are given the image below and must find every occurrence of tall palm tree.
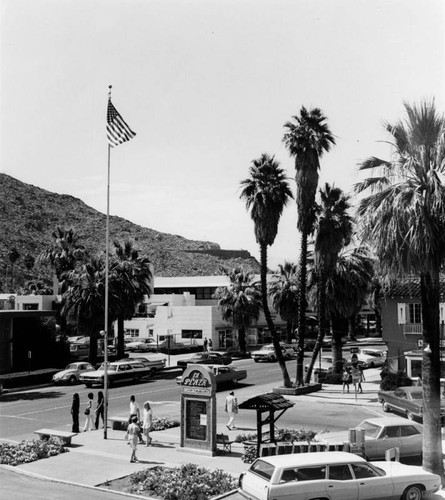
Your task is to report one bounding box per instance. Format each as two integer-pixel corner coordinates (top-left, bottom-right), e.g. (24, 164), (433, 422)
(240, 153), (294, 387)
(8, 247), (20, 292)
(110, 240), (153, 358)
(355, 100), (445, 479)
(214, 267), (262, 353)
(305, 184), (353, 382)
(283, 107), (335, 385)
(269, 262), (299, 343)
(324, 247), (374, 372)
(61, 256), (105, 365)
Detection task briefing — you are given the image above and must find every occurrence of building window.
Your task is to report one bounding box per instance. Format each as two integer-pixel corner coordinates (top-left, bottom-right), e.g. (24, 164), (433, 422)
(181, 329), (203, 340)
(408, 303), (422, 324)
(23, 303), (39, 310)
(196, 287), (216, 300)
(125, 329), (139, 338)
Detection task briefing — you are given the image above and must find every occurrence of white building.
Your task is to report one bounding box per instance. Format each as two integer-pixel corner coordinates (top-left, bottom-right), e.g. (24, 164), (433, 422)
(119, 275), (288, 349)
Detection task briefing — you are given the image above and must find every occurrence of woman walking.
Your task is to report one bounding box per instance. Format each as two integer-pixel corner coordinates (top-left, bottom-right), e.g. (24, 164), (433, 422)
(142, 401), (153, 446)
(71, 393), (80, 433)
(83, 392), (95, 431)
(95, 391), (105, 429)
(127, 416), (141, 463)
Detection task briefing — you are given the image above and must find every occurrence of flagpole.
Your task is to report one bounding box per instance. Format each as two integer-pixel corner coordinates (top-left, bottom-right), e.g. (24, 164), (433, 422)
(103, 86), (112, 440)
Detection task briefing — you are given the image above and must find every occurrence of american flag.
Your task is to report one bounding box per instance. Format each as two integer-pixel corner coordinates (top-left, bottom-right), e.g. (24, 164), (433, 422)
(106, 99), (136, 147)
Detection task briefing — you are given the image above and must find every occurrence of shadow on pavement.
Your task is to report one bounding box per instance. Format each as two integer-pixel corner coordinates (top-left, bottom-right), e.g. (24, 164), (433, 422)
(0, 390), (66, 402)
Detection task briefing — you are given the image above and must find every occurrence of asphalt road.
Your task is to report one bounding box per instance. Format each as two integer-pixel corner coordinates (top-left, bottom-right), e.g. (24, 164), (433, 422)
(0, 357), (383, 442)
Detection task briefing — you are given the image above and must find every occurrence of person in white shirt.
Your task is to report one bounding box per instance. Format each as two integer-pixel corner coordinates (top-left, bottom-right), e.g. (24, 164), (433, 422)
(142, 401), (153, 446)
(225, 391), (238, 430)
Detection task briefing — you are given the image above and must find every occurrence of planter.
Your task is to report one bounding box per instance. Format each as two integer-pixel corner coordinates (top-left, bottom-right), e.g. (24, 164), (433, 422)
(272, 383), (322, 396)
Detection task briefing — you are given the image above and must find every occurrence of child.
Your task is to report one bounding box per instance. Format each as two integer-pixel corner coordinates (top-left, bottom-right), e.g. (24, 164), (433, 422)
(127, 415), (141, 463)
(142, 401), (153, 446)
(342, 368), (351, 393)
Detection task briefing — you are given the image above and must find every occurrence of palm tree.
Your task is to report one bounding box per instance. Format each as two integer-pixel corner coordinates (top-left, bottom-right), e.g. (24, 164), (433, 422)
(304, 184), (353, 382)
(61, 257), (105, 365)
(283, 107), (335, 385)
(269, 262), (299, 343)
(110, 240), (153, 358)
(214, 267), (262, 353)
(324, 247), (374, 372)
(355, 100), (445, 479)
(240, 153), (294, 387)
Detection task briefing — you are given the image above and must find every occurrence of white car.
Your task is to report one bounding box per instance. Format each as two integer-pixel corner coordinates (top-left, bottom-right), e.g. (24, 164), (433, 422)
(317, 417), (424, 461)
(238, 451), (441, 500)
(52, 362), (95, 384)
(348, 347), (387, 368)
(251, 343), (295, 362)
(125, 338), (157, 352)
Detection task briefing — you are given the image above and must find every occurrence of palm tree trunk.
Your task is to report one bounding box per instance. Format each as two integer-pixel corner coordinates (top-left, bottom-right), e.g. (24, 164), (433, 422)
(420, 271), (443, 482)
(305, 268), (329, 383)
(260, 243), (292, 388)
(331, 316), (346, 373)
(117, 316), (125, 359)
(296, 231), (308, 386)
(238, 325), (247, 353)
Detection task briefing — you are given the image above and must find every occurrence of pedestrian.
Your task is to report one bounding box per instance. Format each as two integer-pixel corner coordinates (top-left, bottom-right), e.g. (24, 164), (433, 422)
(142, 401), (153, 446)
(83, 392), (95, 431)
(127, 395), (144, 444)
(71, 393), (80, 433)
(127, 416), (141, 463)
(350, 363), (362, 400)
(208, 338), (213, 351)
(225, 391), (238, 430)
(203, 337), (208, 352)
(358, 364), (366, 393)
(342, 367), (351, 394)
(95, 391), (105, 429)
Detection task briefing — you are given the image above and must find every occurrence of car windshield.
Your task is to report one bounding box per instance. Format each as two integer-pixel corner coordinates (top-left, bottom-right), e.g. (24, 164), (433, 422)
(66, 364), (77, 370)
(98, 363), (117, 372)
(261, 346), (273, 351)
(358, 421), (382, 438)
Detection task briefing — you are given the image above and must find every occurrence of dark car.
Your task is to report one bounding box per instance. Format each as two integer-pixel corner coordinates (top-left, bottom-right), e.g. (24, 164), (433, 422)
(213, 347), (251, 359)
(177, 352), (232, 370)
(378, 385), (445, 423)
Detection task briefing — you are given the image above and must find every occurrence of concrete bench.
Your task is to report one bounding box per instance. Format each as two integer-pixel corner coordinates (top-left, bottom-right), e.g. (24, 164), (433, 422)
(108, 416), (129, 431)
(216, 433), (233, 454)
(34, 429), (77, 446)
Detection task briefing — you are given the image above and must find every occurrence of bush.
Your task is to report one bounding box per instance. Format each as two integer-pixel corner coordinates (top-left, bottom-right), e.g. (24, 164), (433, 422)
(380, 367), (412, 391)
(0, 437), (68, 466)
(323, 372), (343, 385)
(151, 417), (180, 431)
(127, 464), (237, 500)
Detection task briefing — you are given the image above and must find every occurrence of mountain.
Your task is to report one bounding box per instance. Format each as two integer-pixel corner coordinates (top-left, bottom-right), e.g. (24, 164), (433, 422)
(0, 173), (260, 291)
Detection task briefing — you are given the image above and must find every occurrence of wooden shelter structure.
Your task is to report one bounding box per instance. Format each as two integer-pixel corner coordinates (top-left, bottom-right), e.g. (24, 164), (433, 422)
(238, 392), (294, 456)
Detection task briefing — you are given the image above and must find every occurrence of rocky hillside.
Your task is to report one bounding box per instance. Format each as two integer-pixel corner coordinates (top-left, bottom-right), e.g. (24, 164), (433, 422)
(0, 173), (260, 291)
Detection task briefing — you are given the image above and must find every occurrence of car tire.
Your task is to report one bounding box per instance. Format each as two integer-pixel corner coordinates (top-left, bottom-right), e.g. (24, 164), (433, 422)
(402, 485), (423, 500)
(406, 411), (415, 421)
(69, 375), (77, 384)
(382, 401), (391, 413)
(232, 379), (239, 386)
(254, 359), (259, 363)
(85, 383), (92, 388)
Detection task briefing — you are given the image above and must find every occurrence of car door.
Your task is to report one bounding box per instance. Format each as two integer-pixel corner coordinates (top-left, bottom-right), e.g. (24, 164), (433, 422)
(398, 424), (422, 457)
(273, 465), (328, 500)
(325, 463), (358, 500)
(373, 425), (401, 460)
(350, 463), (394, 500)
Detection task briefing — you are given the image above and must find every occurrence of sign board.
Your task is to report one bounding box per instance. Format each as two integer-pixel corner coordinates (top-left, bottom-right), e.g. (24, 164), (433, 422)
(179, 364), (217, 456)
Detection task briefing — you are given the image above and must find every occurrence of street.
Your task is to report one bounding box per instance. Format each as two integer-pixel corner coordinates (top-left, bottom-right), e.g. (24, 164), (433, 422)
(0, 357), (383, 442)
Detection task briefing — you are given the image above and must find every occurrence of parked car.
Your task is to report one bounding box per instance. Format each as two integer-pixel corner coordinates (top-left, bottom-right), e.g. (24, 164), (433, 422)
(125, 338), (157, 352)
(317, 416), (424, 460)
(125, 355), (166, 373)
(67, 336), (89, 344)
(378, 386), (445, 423)
(177, 352), (232, 370)
(347, 347), (387, 368)
(212, 347), (251, 359)
(79, 359), (153, 387)
(251, 343), (295, 362)
(176, 364), (247, 387)
(238, 451), (441, 500)
(69, 342), (90, 359)
(52, 362), (95, 384)
(305, 355), (347, 374)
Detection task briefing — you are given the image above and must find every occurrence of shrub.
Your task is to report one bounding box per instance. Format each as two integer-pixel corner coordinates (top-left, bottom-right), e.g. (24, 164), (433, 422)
(380, 368), (412, 391)
(323, 372), (343, 385)
(127, 464), (237, 500)
(151, 417), (180, 431)
(0, 437), (67, 466)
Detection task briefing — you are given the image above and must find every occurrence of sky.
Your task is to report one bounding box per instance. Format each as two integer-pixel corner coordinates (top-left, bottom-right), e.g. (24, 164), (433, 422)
(1, 0), (444, 269)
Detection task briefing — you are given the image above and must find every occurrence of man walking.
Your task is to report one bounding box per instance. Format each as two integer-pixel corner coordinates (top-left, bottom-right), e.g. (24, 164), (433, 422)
(225, 391), (238, 430)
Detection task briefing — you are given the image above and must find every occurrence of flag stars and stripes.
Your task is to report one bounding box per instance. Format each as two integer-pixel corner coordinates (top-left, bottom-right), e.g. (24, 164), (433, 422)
(106, 99), (136, 147)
